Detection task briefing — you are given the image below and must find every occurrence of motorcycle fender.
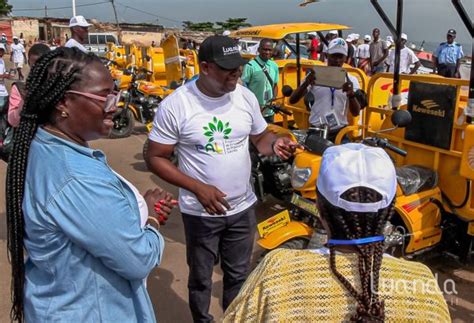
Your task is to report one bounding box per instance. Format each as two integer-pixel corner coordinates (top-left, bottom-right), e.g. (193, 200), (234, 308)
(394, 188), (443, 254)
(127, 104), (140, 120)
(257, 221), (313, 250)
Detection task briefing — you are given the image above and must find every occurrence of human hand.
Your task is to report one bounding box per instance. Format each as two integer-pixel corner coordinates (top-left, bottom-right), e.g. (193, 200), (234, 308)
(272, 136), (304, 160)
(342, 80), (354, 96)
(144, 188), (177, 226)
(304, 69), (316, 85)
(194, 182), (230, 216)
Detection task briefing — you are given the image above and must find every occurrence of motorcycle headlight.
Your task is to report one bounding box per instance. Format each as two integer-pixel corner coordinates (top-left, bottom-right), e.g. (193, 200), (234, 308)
(291, 164), (311, 189)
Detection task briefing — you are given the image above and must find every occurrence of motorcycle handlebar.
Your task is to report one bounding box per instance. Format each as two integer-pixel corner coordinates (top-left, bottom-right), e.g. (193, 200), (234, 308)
(384, 142), (407, 156)
(266, 104), (293, 116)
(363, 137), (407, 156)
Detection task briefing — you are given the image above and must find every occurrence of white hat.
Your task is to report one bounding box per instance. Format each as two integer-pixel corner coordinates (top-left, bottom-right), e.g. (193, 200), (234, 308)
(69, 15), (92, 28)
(12, 36), (18, 40)
(386, 35), (394, 42)
(222, 30), (231, 36)
(0, 44), (5, 51)
(401, 33), (408, 40)
(354, 33), (360, 40)
(1, 33), (5, 36)
(364, 34), (372, 41)
(308, 32), (317, 37)
(345, 35), (353, 42)
(317, 143), (397, 213)
(328, 30), (338, 35)
(327, 38), (348, 56)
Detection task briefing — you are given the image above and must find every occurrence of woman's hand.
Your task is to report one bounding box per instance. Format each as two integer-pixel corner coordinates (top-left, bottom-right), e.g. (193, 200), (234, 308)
(144, 188), (177, 227)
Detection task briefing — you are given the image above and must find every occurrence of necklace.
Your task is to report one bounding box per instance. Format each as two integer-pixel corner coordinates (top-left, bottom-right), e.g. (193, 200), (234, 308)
(42, 126), (87, 147)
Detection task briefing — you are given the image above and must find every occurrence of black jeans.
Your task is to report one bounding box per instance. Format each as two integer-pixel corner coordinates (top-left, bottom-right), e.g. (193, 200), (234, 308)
(182, 206), (257, 323)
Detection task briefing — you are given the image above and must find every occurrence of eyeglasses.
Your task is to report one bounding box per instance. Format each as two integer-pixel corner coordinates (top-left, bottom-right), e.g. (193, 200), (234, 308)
(66, 90), (120, 113)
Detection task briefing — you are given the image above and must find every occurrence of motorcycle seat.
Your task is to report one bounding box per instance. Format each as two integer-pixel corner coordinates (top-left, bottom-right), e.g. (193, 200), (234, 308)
(396, 165), (438, 195)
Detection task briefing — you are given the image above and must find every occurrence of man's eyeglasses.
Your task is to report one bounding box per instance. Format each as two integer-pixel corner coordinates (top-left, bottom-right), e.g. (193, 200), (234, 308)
(66, 90), (120, 113)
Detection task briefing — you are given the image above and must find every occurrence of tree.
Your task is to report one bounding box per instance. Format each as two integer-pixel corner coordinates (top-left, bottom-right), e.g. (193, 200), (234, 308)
(0, 0), (12, 16)
(182, 18), (252, 32)
(215, 18), (251, 31)
(182, 21), (215, 32)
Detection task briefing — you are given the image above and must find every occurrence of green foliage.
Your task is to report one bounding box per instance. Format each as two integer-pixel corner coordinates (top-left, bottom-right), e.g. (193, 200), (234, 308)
(0, 0), (12, 16)
(182, 18), (251, 32)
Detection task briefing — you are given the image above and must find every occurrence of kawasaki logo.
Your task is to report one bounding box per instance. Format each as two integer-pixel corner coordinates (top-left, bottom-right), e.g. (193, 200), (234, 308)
(412, 99), (445, 117)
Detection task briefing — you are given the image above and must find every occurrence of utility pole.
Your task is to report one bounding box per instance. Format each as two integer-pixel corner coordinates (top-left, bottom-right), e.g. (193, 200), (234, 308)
(44, 5), (48, 17)
(110, 0), (122, 44)
(72, 0), (76, 16)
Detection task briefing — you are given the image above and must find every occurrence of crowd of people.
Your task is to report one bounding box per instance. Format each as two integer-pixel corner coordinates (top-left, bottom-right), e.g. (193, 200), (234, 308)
(0, 14), (458, 323)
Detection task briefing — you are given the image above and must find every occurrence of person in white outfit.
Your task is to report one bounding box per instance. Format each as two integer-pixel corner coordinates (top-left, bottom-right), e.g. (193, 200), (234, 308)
(64, 15), (91, 53)
(387, 33), (421, 74)
(10, 37), (27, 80)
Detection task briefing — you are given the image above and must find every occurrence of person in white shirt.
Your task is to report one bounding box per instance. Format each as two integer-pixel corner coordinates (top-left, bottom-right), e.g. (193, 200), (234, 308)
(357, 35), (371, 74)
(387, 33), (421, 74)
(64, 15), (91, 53)
(290, 38), (362, 142)
(10, 36), (27, 80)
(145, 35), (301, 322)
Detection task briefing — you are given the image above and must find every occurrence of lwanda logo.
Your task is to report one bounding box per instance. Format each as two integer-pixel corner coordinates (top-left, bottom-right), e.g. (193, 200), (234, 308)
(412, 99), (445, 118)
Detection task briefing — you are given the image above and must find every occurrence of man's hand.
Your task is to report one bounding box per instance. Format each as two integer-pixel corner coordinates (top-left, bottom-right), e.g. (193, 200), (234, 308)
(194, 182), (231, 215)
(272, 137), (304, 160)
(342, 80), (354, 96)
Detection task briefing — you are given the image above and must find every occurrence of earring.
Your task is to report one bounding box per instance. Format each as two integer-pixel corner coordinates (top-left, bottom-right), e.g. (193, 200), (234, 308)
(61, 111), (68, 118)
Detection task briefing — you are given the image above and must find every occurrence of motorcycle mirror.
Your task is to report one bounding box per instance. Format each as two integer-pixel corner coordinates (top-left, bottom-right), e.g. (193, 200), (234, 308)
(281, 85), (293, 97)
(391, 110), (412, 128)
(304, 92), (315, 111)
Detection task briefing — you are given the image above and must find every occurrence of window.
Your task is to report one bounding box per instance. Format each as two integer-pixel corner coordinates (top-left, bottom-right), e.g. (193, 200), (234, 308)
(106, 35), (116, 44)
(88, 35), (98, 45)
(98, 35), (106, 44)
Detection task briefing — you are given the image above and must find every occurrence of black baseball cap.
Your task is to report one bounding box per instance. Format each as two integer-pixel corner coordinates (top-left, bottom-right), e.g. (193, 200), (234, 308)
(447, 29), (456, 36)
(198, 36), (247, 70)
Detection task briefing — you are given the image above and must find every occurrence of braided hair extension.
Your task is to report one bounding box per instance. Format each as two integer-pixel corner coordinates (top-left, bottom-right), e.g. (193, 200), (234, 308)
(6, 47), (101, 322)
(317, 187), (395, 322)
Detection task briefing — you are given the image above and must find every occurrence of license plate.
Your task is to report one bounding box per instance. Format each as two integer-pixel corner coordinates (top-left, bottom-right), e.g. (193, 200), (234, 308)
(468, 222), (474, 236)
(291, 193), (320, 218)
(257, 210), (291, 238)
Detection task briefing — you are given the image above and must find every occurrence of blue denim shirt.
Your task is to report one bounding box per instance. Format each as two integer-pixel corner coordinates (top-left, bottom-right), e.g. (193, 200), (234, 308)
(23, 128), (164, 322)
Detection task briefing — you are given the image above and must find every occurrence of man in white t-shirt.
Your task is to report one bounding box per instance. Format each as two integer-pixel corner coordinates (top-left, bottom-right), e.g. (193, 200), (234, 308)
(290, 38), (361, 141)
(146, 35), (300, 322)
(10, 36), (27, 80)
(387, 33), (421, 74)
(64, 15), (91, 53)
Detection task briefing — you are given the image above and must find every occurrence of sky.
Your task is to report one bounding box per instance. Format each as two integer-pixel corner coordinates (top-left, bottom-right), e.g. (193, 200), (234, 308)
(9, 0), (473, 51)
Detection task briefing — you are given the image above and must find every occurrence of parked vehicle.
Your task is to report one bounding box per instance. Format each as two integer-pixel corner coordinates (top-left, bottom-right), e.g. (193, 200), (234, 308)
(85, 33), (119, 56)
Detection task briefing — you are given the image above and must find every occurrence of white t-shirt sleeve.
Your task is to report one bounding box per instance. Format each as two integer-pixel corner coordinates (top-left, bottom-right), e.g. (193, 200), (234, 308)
(149, 100), (180, 145)
(246, 89), (267, 135)
(349, 75), (360, 91)
(408, 49), (419, 64)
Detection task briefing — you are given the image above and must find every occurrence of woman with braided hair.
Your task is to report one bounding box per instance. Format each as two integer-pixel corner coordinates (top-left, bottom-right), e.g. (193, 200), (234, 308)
(6, 47), (175, 322)
(224, 143), (450, 322)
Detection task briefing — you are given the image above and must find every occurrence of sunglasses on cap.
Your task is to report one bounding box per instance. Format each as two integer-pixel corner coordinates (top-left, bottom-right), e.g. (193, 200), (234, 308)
(66, 90), (120, 113)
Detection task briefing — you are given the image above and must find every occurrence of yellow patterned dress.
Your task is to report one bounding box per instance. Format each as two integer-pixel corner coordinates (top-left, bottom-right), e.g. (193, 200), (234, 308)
(223, 248), (451, 322)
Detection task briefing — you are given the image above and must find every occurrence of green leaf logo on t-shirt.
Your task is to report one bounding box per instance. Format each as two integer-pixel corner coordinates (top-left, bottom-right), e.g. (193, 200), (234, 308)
(203, 117), (232, 143)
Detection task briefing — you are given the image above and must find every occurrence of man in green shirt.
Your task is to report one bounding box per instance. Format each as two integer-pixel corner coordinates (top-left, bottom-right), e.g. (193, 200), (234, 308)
(242, 38), (279, 123)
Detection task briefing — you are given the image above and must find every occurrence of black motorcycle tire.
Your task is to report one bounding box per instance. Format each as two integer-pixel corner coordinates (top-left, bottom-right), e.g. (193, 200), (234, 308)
(256, 237), (310, 265)
(109, 109), (135, 139)
(142, 138), (178, 166)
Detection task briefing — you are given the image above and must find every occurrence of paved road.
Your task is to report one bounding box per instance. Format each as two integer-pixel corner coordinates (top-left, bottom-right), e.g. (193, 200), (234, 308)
(1, 131), (473, 322)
